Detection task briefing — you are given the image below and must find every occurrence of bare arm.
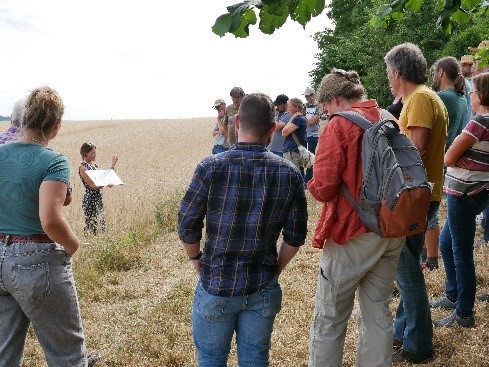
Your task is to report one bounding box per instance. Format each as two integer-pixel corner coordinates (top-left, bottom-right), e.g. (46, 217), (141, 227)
(275, 120), (286, 131)
(277, 241), (300, 275)
(39, 181), (81, 256)
(410, 126), (431, 162)
(183, 242), (201, 273)
(110, 156), (118, 170)
(79, 166), (102, 190)
(445, 133), (477, 167)
(307, 114), (320, 126)
(282, 113), (301, 137)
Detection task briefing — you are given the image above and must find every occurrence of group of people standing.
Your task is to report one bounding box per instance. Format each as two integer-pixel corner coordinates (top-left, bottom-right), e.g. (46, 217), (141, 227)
(181, 41), (489, 367)
(211, 86), (322, 188)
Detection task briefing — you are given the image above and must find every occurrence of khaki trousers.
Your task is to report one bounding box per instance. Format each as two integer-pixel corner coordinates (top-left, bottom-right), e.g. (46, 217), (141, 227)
(309, 232), (404, 367)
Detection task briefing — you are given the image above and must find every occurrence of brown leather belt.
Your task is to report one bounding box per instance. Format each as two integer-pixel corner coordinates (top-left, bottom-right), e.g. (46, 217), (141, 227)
(0, 233), (53, 244)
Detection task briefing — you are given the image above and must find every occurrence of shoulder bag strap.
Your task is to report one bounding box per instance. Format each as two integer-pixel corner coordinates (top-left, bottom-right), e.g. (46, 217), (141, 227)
(291, 132), (304, 148)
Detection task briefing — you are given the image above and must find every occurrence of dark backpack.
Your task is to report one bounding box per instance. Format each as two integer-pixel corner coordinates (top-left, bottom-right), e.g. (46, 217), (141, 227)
(333, 110), (431, 238)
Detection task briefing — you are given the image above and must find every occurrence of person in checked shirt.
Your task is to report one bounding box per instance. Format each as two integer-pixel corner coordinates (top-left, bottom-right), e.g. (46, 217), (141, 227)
(178, 92), (308, 367)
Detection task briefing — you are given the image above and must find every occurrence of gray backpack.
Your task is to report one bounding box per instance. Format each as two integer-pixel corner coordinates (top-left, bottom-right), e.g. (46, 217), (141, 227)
(333, 110), (432, 238)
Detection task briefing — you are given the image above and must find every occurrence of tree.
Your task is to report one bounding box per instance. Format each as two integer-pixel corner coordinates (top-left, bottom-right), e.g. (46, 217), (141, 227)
(212, 0), (488, 38)
(309, 0), (451, 109)
(212, 0), (489, 63)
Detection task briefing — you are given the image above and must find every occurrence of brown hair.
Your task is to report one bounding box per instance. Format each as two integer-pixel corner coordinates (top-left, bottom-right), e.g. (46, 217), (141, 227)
(80, 142), (96, 158)
(23, 86), (64, 137)
(472, 73), (489, 107)
(432, 56), (465, 95)
(318, 69), (366, 103)
(237, 93), (274, 138)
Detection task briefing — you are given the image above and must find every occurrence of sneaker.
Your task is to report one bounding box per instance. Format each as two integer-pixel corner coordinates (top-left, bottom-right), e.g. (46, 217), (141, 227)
(87, 353), (101, 367)
(392, 348), (434, 364)
(478, 293), (489, 303)
(433, 309), (475, 328)
(429, 295), (456, 309)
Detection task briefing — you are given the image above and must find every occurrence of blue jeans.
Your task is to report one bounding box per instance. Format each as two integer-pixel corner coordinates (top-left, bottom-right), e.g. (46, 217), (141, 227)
(0, 241), (87, 367)
(212, 145), (228, 155)
(440, 191), (489, 317)
(304, 136), (318, 184)
(192, 279), (282, 367)
(393, 201), (439, 355)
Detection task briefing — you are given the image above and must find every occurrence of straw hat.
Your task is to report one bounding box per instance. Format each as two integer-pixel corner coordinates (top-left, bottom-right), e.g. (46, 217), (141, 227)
(460, 55), (474, 65)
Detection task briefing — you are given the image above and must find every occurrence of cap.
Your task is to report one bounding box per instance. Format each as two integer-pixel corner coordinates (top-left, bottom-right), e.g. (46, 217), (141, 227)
(468, 40), (489, 52)
(273, 94), (289, 106)
(460, 55), (474, 65)
(303, 87), (315, 96)
(230, 87), (245, 97)
(213, 98), (225, 108)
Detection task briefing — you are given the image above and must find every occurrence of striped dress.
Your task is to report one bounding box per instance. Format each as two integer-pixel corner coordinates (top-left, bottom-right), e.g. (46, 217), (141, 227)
(444, 114), (489, 196)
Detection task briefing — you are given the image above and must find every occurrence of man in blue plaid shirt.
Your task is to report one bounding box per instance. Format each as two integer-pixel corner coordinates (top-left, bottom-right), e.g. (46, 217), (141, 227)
(178, 92), (307, 367)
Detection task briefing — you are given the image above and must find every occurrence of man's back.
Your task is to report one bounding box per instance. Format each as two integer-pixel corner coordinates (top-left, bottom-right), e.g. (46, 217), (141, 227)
(178, 142), (307, 297)
(399, 85), (448, 201)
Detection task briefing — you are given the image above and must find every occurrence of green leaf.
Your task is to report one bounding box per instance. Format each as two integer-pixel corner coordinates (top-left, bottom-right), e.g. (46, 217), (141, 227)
(462, 0), (482, 8)
(212, 14), (237, 37)
(260, 0), (289, 16)
(259, 6), (289, 34)
(405, 0), (424, 12)
(392, 11), (405, 20)
(291, 0), (325, 26)
(451, 9), (470, 22)
(232, 8), (258, 38)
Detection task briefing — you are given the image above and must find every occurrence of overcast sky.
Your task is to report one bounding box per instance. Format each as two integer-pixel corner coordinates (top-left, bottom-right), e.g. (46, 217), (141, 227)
(0, 1), (332, 120)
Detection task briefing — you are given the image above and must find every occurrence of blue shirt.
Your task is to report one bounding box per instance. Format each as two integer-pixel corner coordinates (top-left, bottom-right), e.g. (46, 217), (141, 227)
(178, 142), (307, 297)
(283, 115), (307, 153)
(267, 110), (290, 153)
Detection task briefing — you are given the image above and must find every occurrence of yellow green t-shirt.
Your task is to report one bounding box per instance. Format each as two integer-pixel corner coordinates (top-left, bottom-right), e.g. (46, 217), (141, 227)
(399, 85), (448, 201)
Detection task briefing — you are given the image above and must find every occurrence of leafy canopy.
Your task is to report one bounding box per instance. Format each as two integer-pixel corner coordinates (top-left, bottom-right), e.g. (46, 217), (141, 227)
(212, 0), (489, 64)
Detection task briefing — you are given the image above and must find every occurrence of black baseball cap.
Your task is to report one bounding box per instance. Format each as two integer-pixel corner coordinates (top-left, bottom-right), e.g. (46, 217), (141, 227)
(273, 94), (289, 106)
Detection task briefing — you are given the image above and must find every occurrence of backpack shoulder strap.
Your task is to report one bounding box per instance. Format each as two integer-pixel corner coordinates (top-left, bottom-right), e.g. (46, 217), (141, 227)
(333, 111), (372, 131)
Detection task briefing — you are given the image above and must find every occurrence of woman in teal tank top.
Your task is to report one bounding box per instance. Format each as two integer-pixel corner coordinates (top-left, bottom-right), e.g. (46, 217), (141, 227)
(0, 86), (98, 366)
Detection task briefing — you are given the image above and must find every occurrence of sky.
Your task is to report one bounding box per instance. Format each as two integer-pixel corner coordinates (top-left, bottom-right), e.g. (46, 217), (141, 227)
(0, 1), (332, 120)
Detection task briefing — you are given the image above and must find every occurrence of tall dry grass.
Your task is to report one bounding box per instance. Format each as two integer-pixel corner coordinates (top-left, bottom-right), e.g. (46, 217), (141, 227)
(1, 118), (489, 366)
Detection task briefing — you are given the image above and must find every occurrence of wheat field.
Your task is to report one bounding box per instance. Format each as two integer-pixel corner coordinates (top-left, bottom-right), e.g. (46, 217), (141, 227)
(1, 118), (489, 367)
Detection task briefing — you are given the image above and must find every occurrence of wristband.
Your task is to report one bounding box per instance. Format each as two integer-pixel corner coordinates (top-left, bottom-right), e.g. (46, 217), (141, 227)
(188, 251), (203, 261)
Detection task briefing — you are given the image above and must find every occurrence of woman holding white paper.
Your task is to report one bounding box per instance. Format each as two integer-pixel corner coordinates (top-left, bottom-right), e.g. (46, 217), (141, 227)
(79, 142), (118, 235)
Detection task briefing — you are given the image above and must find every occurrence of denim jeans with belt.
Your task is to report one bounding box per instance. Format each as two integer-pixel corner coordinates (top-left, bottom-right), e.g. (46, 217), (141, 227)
(0, 241), (87, 367)
(192, 278), (282, 367)
(440, 191), (489, 317)
(393, 201), (439, 355)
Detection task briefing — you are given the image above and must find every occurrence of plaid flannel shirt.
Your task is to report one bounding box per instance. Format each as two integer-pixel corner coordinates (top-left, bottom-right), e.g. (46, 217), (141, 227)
(178, 143), (307, 297)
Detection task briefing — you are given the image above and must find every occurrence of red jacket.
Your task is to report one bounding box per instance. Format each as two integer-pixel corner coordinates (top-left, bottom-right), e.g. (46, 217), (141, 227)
(308, 100), (382, 246)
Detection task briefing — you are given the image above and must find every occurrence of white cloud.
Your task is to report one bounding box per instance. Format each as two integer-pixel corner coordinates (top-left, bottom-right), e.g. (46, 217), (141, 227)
(0, 0), (332, 120)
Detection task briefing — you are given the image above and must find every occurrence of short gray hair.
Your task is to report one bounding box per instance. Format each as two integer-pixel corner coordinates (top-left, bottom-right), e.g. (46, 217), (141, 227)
(11, 97), (26, 127)
(384, 43), (428, 85)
